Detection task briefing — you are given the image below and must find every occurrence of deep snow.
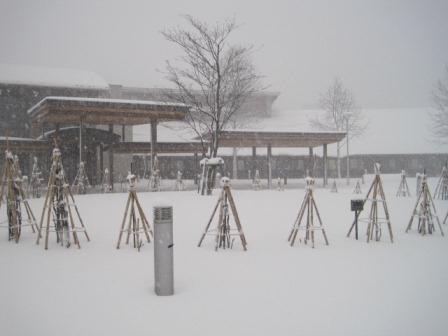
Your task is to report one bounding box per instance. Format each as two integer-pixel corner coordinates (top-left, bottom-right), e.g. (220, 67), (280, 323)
(1, 175), (448, 336)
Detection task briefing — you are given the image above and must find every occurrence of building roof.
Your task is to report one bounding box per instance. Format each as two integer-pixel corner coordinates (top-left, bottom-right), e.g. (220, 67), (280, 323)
(111, 141), (205, 154)
(0, 63), (110, 90)
(134, 107), (448, 156)
(40, 126), (121, 144)
(27, 96), (189, 125)
(215, 130), (345, 148)
(0, 136), (49, 152)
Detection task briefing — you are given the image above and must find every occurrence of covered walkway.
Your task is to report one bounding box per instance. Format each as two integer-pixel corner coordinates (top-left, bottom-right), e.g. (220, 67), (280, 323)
(215, 130), (346, 187)
(27, 96), (189, 189)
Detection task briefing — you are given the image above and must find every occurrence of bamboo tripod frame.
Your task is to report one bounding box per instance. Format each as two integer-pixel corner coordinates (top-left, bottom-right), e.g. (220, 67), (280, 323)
(0, 152), (38, 242)
(72, 162), (91, 194)
(331, 180), (338, 193)
(433, 167), (448, 200)
(116, 186), (153, 251)
(406, 176), (444, 236)
(36, 148), (90, 249)
(29, 157), (42, 198)
(347, 171), (394, 243)
(353, 181), (362, 194)
(288, 183), (329, 248)
(396, 171), (411, 197)
(198, 183), (247, 251)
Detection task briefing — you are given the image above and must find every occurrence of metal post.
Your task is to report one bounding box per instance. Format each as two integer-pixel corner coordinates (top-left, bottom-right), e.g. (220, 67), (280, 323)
(153, 204), (174, 296)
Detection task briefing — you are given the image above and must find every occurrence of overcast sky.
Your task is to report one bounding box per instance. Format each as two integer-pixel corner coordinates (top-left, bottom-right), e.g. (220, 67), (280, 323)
(0, 0), (447, 109)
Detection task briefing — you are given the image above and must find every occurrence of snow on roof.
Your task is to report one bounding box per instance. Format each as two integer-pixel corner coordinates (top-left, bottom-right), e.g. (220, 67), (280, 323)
(133, 107), (448, 156)
(200, 157), (224, 165)
(134, 121), (199, 143)
(0, 136), (45, 142)
(27, 96), (189, 115)
(0, 64), (110, 90)
(226, 108), (448, 156)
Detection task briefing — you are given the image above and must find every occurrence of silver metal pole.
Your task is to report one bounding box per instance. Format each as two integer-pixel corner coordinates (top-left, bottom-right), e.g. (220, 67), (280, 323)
(153, 204), (174, 296)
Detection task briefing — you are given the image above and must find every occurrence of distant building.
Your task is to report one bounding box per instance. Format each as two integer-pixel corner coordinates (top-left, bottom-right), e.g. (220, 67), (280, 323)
(0, 64), (279, 181)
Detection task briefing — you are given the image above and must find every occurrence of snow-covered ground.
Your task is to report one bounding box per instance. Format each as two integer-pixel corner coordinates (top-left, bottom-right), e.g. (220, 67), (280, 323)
(1, 175), (448, 336)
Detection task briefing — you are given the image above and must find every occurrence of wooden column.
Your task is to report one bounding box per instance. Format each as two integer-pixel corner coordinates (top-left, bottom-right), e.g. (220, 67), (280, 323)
(28, 152), (33, 179)
(267, 145), (272, 189)
(109, 124), (114, 191)
(54, 123), (60, 144)
(308, 147), (314, 177)
(252, 146), (257, 181)
(150, 120), (158, 168)
(99, 143), (104, 183)
(232, 147), (238, 180)
(121, 125), (125, 142)
(79, 118), (83, 164)
(194, 151), (198, 184)
(323, 143), (328, 186)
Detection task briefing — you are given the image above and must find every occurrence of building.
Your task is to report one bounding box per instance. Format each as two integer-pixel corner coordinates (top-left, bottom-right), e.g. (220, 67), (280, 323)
(0, 64), (279, 182)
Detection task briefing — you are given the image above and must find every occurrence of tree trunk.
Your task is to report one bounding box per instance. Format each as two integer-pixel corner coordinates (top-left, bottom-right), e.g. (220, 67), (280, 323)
(206, 136), (219, 194)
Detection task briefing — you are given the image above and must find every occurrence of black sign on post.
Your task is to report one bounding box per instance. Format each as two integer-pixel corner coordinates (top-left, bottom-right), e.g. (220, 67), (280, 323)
(349, 199), (364, 240)
(351, 199), (364, 212)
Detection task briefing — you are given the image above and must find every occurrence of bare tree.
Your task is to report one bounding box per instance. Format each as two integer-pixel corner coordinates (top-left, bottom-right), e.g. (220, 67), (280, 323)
(161, 15), (263, 158)
(309, 77), (367, 179)
(430, 66), (448, 143)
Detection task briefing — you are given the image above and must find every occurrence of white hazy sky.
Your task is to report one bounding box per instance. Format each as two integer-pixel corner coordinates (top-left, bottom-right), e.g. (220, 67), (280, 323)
(0, 0), (447, 109)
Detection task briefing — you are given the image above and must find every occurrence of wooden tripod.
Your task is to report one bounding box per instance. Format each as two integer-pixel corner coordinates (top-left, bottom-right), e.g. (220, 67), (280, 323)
(353, 180), (362, 194)
(116, 175), (153, 251)
(0, 150), (38, 242)
(347, 164), (393, 243)
(330, 180), (338, 193)
(198, 179), (247, 251)
(72, 161), (91, 194)
(396, 170), (411, 197)
(288, 178), (329, 248)
(433, 166), (448, 200)
(406, 175), (444, 236)
(36, 147), (90, 249)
